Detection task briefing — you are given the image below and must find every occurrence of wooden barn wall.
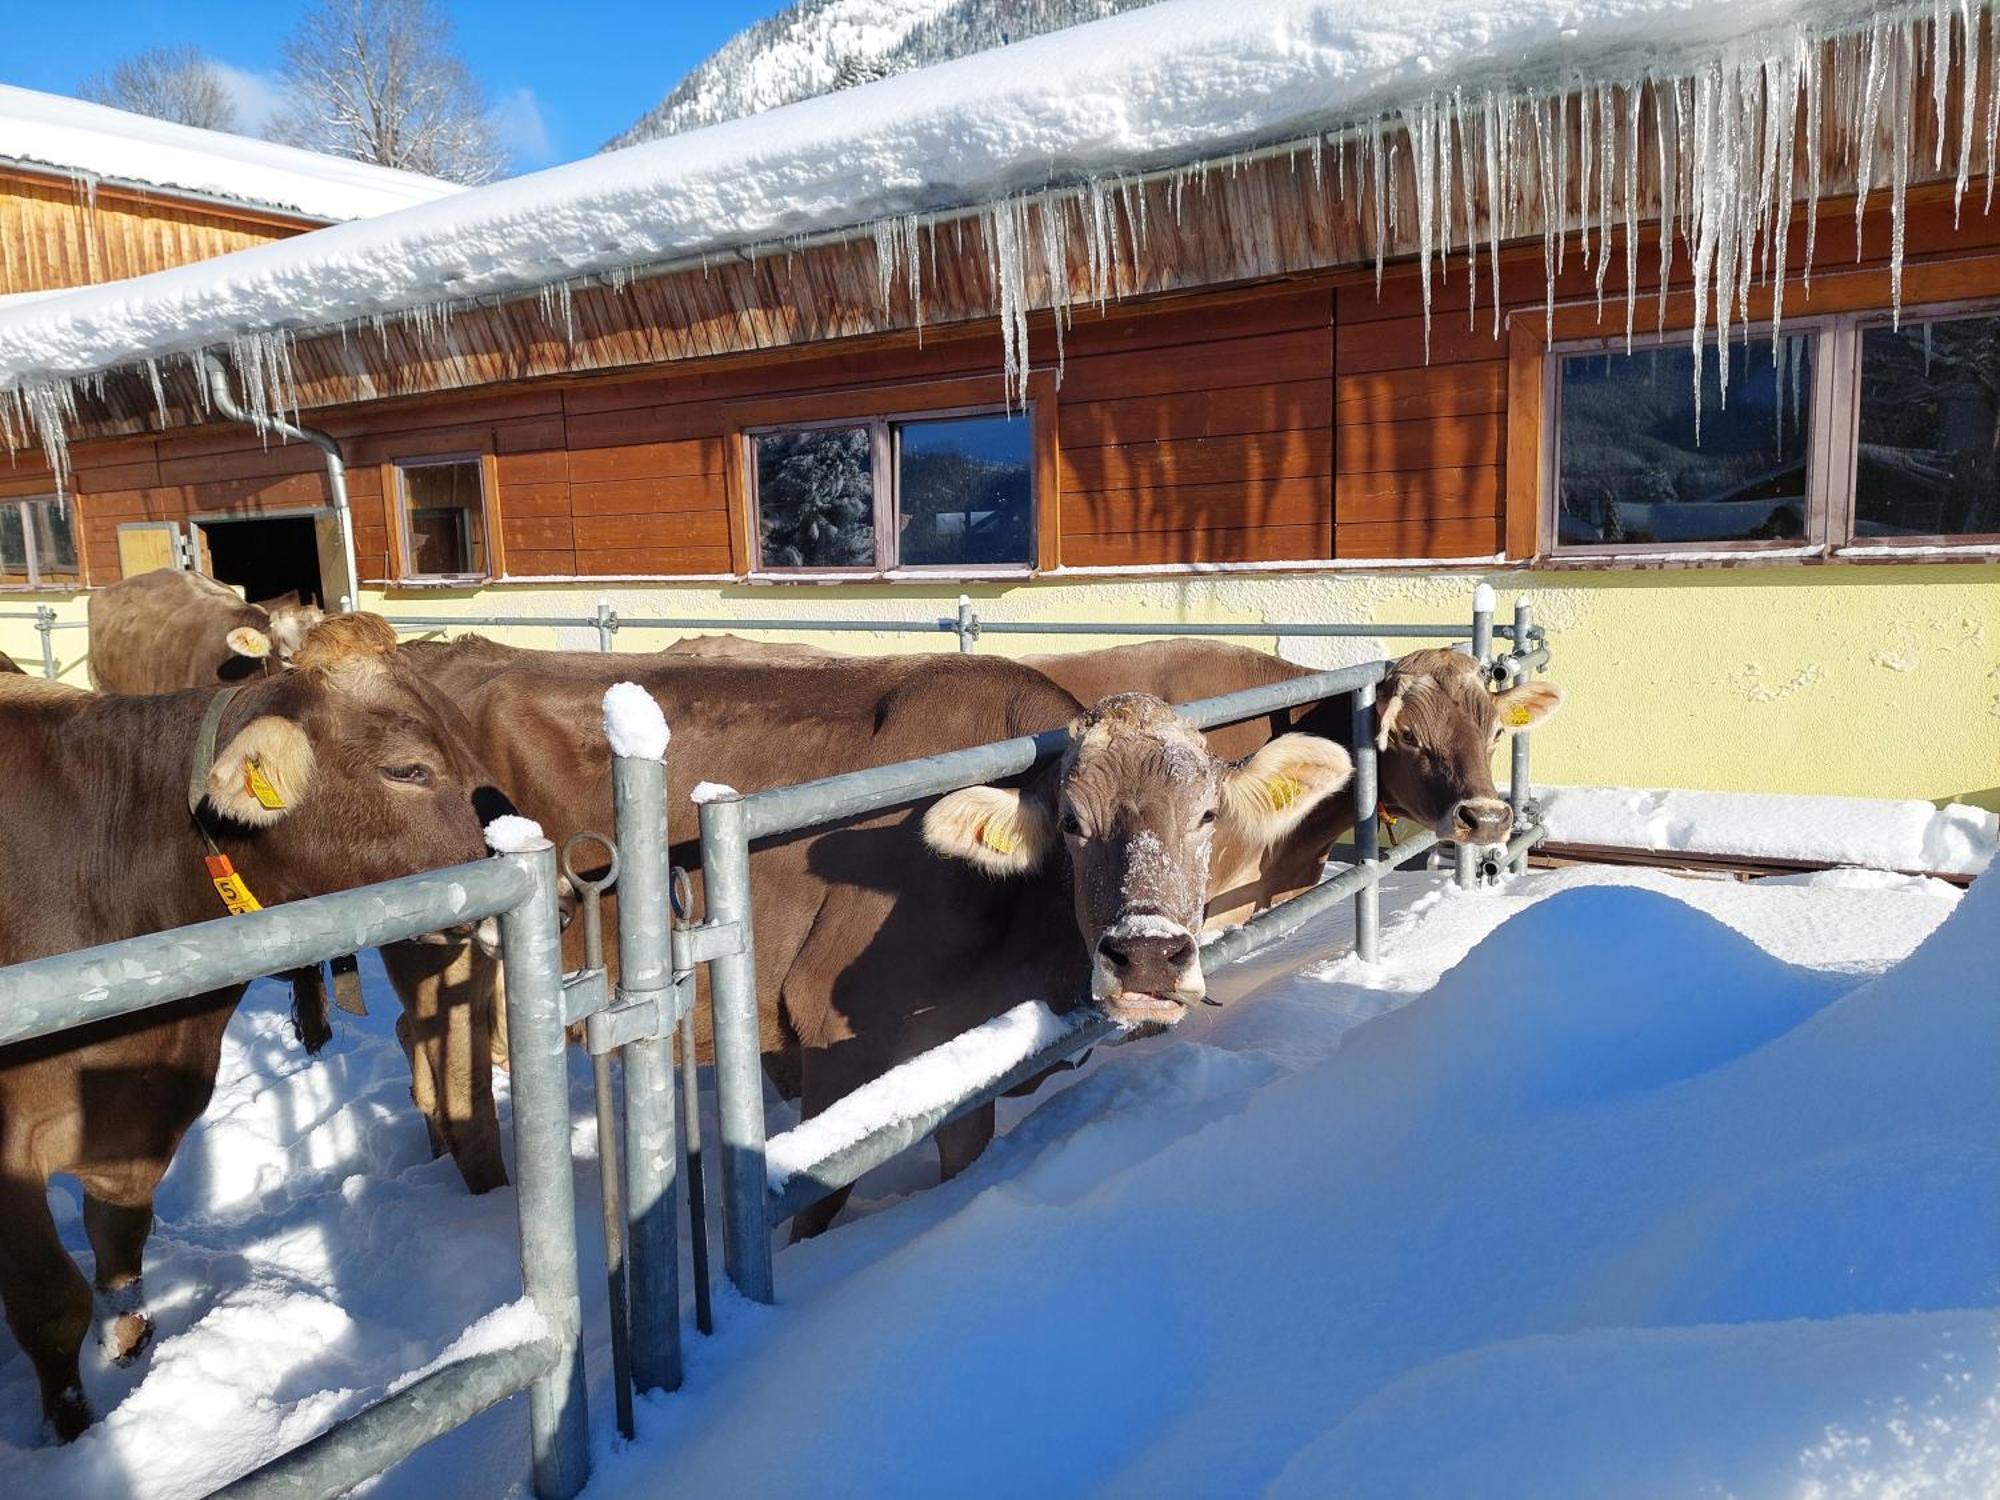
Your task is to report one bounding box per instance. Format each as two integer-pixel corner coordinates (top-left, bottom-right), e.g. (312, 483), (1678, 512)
(0, 168), (315, 296)
(10, 183), (1998, 587)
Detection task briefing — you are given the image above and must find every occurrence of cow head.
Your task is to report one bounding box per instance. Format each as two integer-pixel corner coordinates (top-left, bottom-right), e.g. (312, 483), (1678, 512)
(924, 693), (1352, 1027)
(1375, 649), (1564, 845)
(199, 612), (514, 898)
(223, 594), (327, 673)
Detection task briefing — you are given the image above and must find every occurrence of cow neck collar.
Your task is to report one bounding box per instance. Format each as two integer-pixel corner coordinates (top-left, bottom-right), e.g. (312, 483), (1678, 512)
(187, 683), (247, 821)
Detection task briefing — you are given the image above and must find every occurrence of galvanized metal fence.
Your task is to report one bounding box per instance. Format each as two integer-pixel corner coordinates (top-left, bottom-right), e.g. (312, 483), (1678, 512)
(0, 605), (86, 679)
(0, 848), (594, 1500)
(654, 590), (1549, 1304)
(0, 586), (1546, 1496)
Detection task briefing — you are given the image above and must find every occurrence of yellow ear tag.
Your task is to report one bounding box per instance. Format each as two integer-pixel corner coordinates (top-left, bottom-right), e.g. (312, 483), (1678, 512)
(979, 817), (1019, 856)
(1504, 704), (1535, 729)
(205, 854), (263, 915)
(244, 758), (286, 811)
(1267, 772), (1302, 811)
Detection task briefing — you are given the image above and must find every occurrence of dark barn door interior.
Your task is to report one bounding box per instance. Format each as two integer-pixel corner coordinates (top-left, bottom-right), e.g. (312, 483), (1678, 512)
(199, 516), (325, 608)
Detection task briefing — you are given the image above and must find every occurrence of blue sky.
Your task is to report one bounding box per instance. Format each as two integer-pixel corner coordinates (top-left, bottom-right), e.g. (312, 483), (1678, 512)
(2, 1), (785, 172)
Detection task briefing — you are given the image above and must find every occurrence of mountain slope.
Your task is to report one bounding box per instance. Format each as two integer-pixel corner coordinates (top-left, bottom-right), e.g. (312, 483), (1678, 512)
(606, 0), (1162, 148)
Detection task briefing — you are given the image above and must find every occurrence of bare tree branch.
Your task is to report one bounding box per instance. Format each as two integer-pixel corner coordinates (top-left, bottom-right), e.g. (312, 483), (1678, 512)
(269, 0), (504, 184)
(79, 46), (239, 132)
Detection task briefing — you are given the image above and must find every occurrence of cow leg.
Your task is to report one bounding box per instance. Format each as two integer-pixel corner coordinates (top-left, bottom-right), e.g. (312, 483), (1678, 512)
(788, 1045), (866, 1242)
(81, 1194), (155, 1365)
(380, 941), (508, 1194)
(935, 1102), (996, 1182)
(393, 1012), (452, 1160)
(0, 1175), (93, 1442)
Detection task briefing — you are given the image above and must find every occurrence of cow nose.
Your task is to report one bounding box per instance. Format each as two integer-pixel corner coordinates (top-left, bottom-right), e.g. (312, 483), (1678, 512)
(1097, 920), (1198, 990)
(1452, 797), (1513, 845)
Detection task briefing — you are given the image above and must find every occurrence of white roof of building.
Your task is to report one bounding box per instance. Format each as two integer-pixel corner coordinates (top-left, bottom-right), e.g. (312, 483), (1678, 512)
(0, 83), (462, 223)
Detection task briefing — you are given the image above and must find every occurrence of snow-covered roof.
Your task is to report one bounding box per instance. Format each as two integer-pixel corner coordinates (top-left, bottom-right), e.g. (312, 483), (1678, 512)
(0, 0), (1959, 471)
(0, 83), (461, 223)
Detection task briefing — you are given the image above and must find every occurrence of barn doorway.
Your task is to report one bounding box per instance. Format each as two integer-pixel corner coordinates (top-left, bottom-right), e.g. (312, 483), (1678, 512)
(196, 513), (328, 608)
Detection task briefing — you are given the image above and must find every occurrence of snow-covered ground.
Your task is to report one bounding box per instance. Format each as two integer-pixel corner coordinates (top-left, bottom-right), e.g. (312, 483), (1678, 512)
(0, 860), (1992, 1497)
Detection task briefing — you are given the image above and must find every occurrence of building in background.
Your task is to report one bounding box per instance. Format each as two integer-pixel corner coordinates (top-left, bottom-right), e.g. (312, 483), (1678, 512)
(0, 3), (1995, 811)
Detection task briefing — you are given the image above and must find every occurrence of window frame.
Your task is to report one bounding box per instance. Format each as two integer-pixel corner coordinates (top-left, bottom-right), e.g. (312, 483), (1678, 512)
(744, 402), (1039, 578)
(1543, 315), (1841, 561)
(0, 495), (80, 590)
(1540, 298), (2000, 563)
(390, 452), (495, 585)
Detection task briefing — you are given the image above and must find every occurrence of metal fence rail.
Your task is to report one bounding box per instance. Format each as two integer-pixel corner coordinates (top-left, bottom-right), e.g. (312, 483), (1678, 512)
(0, 848), (593, 1500)
(0, 605), (87, 679)
(671, 589), (1548, 1307)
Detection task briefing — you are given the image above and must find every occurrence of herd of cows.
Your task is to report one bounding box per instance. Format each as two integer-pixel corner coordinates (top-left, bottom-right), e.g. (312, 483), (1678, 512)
(0, 568), (1561, 1443)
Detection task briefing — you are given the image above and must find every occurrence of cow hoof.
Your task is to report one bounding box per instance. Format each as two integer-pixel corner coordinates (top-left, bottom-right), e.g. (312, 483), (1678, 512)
(49, 1387), (91, 1444)
(106, 1310), (154, 1365)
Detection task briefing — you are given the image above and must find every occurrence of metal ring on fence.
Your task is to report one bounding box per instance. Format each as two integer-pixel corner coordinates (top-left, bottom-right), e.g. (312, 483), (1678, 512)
(668, 865), (694, 923)
(560, 830), (620, 894)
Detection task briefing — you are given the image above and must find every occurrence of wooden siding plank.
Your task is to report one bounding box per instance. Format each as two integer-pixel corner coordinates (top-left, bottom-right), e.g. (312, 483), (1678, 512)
(1335, 467), (1504, 524)
(572, 510), (731, 549)
(1334, 361), (1508, 422)
(1064, 522), (1330, 567)
(565, 439), (724, 481)
(1063, 430), (1331, 492)
(569, 475), (723, 517)
(572, 545), (734, 575)
(1336, 414), (1503, 475)
(1060, 328), (1332, 401)
(1336, 515), (1501, 558)
(1059, 379), (1333, 448)
(1064, 477), (1331, 535)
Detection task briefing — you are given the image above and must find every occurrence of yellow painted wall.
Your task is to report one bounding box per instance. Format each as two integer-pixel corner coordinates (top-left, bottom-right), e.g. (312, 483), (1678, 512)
(8, 565), (1996, 810)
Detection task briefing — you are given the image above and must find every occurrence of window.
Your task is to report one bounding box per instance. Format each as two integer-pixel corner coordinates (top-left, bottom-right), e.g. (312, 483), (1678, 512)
(752, 409), (1033, 572)
(0, 497), (78, 587)
(395, 457), (490, 581)
(1548, 304), (2000, 558)
(1856, 313), (2000, 541)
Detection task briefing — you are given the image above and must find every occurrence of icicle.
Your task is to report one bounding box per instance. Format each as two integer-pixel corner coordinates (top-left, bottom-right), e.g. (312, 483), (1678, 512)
(1369, 115), (1388, 292)
(1455, 90), (1481, 330)
(1932, 0), (1953, 175)
(1655, 78), (1678, 334)
(1485, 90), (1504, 338)
(1890, 16), (1915, 324)
(1407, 98), (1438, 357)
(1623, 80), (1641, 347)
(1956, 0), (1978, 221)
(1855, 13), (1891, 254)
(1594, 85), (1617, 316)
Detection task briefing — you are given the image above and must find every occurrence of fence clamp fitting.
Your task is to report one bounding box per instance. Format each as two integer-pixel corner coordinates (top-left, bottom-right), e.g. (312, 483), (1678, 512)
(561, 966), (612, 1029)
(671, 919), (745, 968)
(586, 982), (675, 1055)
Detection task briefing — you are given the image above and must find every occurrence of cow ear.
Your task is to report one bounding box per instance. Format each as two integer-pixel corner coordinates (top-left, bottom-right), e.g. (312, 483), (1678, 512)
(1374, 688), (1405, 751)
(1493, 681), (1563, 735)
(1220, 733), (1353, 847)
(227, 627), (273, 661)
(206, 715), (316, 828)
(923, 785), (1055, 876)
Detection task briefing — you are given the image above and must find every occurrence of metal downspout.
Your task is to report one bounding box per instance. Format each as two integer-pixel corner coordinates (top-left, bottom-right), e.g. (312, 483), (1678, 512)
(197, 350), (359, 612)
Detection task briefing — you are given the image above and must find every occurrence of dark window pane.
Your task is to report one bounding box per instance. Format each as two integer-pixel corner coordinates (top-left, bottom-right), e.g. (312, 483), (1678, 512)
(1857, 316), (2000, 538)
(29, 502), (76, 579)
(0, 504), (25, 580)
(400, 460), (487, 576)
(1558, 335), (1813, 546)
(757, 427), (874, 568)
(895, 414), (1033, 567)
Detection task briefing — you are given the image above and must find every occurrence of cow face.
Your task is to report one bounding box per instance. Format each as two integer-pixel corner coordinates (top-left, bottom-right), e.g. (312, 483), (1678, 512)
(1375, 649), (1563, 845)
(200, 612), (513, 898)
(924, 693), (1351, 1027)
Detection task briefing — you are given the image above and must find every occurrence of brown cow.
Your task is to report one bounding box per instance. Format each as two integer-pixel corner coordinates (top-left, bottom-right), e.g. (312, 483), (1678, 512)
(388, 640), (1350, 1230)
(655, 634), (1564, 920)
(0, 613), (510, 1441)
(0, 649), (22, 674)
(88, 568), (324, 694)
(1024, 640), (1562, 916)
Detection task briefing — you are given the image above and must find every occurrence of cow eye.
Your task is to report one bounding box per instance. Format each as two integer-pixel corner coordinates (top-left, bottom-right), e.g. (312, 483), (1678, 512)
(1059, 810), (1085, 837)
(1198, 807), (1218, 827)
(382, 763), (435, 787)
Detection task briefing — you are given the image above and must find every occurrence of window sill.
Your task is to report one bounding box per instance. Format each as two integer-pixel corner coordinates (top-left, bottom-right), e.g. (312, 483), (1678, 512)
(745, 567), (1036, 585)
(385, 575), (495, 590)
(1539, 543), (2000, 570)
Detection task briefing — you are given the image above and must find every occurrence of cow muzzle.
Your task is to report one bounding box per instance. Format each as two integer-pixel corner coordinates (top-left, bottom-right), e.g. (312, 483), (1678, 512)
(1093, 913), (1204, 1027)
(1447, 796), (1513, 846)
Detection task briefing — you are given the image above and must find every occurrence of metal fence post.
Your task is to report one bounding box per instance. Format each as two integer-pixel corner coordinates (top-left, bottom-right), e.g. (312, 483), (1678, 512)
(497, 842), (591, 1500)
(1510, 597), (1535, 876)
(1350, 684), (1380, 963)
(697, 790), (774, 1304)
(613, 745), (681, 1393)
(35, 604), (58, 679)
(1456, 584), (1496, 891)
(955, 594), (978, 654)
(594, 599), (618, 654)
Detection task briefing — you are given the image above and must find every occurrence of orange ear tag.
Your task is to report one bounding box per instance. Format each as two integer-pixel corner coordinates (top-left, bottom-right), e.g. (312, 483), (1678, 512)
(205, 854), (263, 915)
(1504, 704), (1535, 729)
(980, 817), (1018, 855)
(244, 758), (286, 811)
